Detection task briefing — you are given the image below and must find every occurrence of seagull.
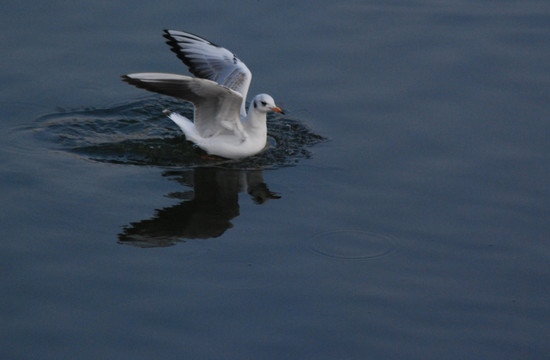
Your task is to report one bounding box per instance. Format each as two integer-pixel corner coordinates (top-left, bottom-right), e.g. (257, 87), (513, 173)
(122, 30), (284, 159)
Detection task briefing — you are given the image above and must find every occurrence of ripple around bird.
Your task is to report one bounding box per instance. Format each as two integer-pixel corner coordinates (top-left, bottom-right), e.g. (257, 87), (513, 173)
(32, 96), (327, 169)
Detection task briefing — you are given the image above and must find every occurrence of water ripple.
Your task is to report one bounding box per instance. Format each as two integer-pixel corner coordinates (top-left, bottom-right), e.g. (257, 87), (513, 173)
(33, 96), (326, 169)
(309, 230), (398, 261)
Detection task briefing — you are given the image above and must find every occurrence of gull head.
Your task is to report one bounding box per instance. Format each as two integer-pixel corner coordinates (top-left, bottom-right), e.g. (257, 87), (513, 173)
(252, 94), (284, 114)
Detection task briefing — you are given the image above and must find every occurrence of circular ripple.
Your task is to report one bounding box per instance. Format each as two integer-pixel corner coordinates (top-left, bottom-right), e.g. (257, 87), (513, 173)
(309, 230), (398, 260)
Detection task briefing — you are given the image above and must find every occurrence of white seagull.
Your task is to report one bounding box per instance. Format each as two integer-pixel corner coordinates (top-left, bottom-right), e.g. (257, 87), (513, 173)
(122, 30), (284, 159)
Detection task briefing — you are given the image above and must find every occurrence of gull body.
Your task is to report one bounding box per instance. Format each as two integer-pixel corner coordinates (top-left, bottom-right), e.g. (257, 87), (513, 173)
(122, 30), (284, 159)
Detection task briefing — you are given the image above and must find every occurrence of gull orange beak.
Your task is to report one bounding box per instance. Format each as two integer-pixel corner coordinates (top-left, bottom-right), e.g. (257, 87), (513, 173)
(270, 106), (285, 115)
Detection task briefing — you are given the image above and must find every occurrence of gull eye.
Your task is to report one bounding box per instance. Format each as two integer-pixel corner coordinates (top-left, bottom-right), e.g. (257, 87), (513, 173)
(261, 101), (267, 106)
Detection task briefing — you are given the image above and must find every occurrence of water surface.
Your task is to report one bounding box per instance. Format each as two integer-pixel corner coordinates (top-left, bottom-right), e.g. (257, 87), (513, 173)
(1, 1), (549, 359)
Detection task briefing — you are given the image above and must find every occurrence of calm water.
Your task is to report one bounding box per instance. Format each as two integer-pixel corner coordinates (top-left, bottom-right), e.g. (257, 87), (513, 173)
(2, 1), (549, 359)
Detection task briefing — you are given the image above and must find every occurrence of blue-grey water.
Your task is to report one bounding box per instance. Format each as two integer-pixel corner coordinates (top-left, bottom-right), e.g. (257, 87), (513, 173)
(2, 1), (549, 359)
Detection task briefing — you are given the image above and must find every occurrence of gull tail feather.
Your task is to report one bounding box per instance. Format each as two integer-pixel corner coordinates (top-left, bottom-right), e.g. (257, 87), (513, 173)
(163, 110), (201, 143)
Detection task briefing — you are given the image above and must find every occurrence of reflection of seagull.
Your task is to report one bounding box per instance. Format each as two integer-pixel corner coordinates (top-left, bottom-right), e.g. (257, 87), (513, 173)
(118, 168), (280, 247)
(122, 30), (284, 159)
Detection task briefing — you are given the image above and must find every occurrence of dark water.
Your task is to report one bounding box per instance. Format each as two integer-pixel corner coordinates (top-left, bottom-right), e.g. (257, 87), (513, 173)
(2, 1), (549, 359)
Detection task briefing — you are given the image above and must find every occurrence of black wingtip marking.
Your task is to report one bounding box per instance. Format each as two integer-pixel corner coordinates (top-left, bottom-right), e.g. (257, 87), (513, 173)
(121, 74), (134, 85)
(161, 30), (225, 80)
(120, 75), (153, 94)
(162, 29), (221, 47)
